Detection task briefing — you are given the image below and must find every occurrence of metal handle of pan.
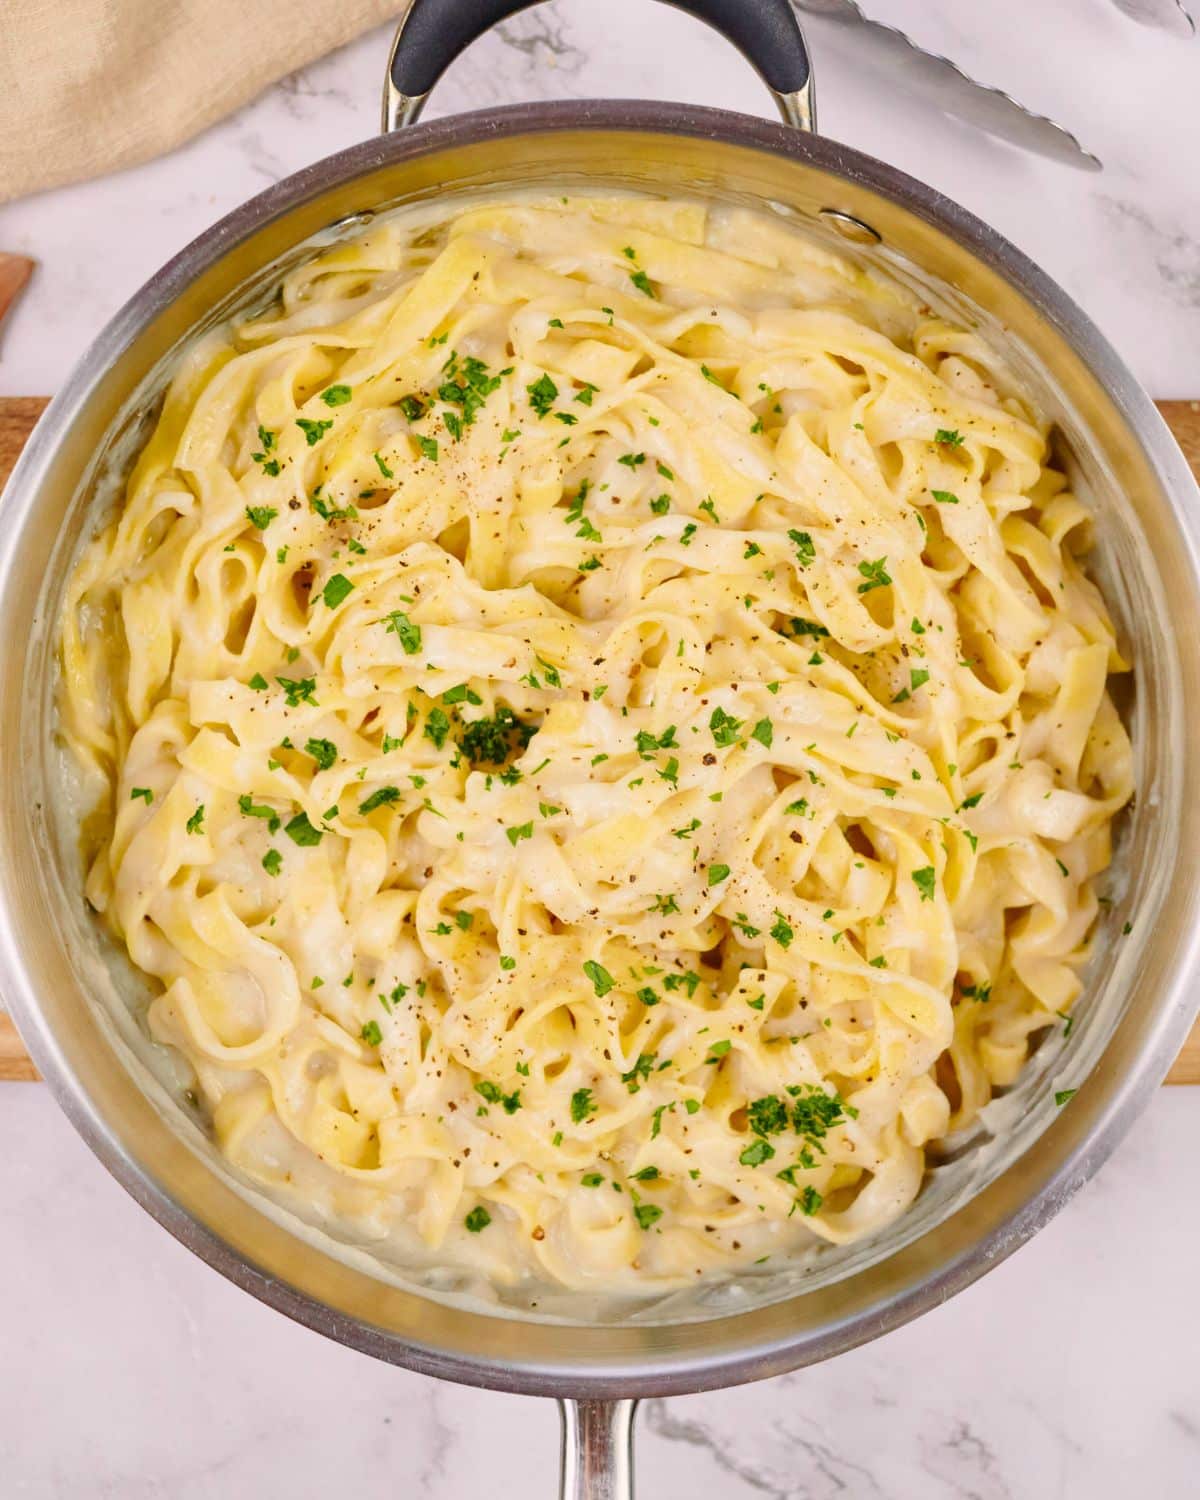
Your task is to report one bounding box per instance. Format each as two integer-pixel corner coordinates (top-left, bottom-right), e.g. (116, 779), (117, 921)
(381, 0), (816, 132)
(559, 1399), (638, 1500)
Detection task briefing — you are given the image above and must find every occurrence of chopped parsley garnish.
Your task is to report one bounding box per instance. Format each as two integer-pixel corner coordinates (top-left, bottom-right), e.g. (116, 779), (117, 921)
(912, 866), (936, 901)
(424, 708), (451, 749)
(359, 786), (401, 814)
(583, 960), (615, 997)
(857, 557), (892, 594)
(186, 804), (205, 835)
(770, 912), (794, 949)
(570, 1087), (595, 1123)
(262, 848), (282, 877)
(789, 1084), (851, 1143)
(245, 505), (277, 530)
(799, 1186), (823, 1216)
(935, 428), (964, 446)
(581, 1172), (604, 1188)
(506, 821), (533, 846)
(373, 451), (394, 479)
(708, 863), (731, 887)
(739, 1138), (775, 1168)
(385, 611), (422, 655)
(361, 1020), (382, 1046)
(748, 1096), (789, 1136)
(636, 725), (678, 757)
(788, 530), (815, 567)
(277, 676), (317, 707)
(284, 812), (323, 846)
(238, 794), (281, 832)
(621, 1053), (656, 1094)
(399, 395), (426, 422)
(130, 787), (153, 804)
(751, 718), (774, 750)
(1055, 1088), (1077, 1108)
(475, 1080), (522, 1114)
(458, 706), (536, 766)
(931, 489), (959, 505)
(248, 674), (269, 691)
(527, 374), (559, 417)
(436, 352), (506, 435)
(416, 434), (439, 462)
(618, 452), (646, 469)
(630, 269), (655, 298)
(320, 385), (352, 407)
(296, 417), (333, 445)
(321, 573), (354, 609)
(709, 706), (742, 746)
(464, 1206), (491, 1233)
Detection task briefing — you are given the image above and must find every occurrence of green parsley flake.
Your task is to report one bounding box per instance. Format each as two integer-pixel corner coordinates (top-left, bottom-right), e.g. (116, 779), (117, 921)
(385, 611), (422, 655)
(321, 574), (354, 609)
(464, 1206), (491, 1233)
(583, 959), (615, 997)
(296, 418), (333, 446)
(788, 529), (815, 567)
(739, 1138), (775, 1168)
(321, 385), (352, 407)
(912, 866), (936, 901)
(284, 812), (323, 847)
(359, 786), (401, 815)
(857, 557), (892, 594)
(186, 804), (205, 835)
(527, 374), (559, 417)
(570, 1087), (595, 1123)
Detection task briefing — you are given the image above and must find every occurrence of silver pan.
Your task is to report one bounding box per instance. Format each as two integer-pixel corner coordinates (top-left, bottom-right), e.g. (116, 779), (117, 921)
(2, 3), (1199, 1494)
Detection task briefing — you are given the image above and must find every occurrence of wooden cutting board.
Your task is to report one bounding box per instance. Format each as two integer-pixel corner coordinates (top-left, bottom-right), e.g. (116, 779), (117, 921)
(2, 397), (1198, 1084)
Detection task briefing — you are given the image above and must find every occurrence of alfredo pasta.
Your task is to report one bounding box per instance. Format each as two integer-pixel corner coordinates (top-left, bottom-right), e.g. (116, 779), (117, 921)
(58, 196), (1132, 1293)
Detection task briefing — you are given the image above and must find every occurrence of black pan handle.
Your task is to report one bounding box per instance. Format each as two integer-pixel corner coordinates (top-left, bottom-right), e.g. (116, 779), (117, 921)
(382, 0), (816, 132)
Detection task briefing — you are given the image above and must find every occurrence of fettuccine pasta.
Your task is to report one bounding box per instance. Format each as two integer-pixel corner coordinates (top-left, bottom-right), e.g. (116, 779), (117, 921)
(58, 194), (1132, 1293)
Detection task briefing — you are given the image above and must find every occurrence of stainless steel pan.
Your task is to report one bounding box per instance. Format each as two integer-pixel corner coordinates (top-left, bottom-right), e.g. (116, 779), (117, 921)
(3, 3), (1199, 1494)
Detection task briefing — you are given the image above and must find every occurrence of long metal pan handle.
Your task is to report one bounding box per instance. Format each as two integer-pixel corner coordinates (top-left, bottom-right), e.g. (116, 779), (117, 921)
(382, 0), (816, 132)
(559, 1399), (638, 1500)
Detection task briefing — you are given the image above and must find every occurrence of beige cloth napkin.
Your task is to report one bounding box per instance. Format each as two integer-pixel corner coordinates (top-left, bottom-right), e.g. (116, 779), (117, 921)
(0, 0), (398, 204)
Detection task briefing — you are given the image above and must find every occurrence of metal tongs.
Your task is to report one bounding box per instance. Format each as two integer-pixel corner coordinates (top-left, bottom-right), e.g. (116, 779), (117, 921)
(794, 0), (1190, 172)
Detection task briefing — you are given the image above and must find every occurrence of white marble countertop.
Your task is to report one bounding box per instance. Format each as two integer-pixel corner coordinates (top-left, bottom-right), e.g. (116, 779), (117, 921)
(1, 1), (1198, 1494)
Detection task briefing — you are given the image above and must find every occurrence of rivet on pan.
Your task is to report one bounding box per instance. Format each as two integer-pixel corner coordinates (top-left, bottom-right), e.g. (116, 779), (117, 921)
(327, 209), (377, 232)
(818, 209), (882, 246)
